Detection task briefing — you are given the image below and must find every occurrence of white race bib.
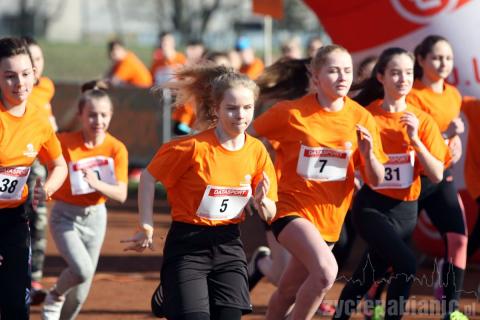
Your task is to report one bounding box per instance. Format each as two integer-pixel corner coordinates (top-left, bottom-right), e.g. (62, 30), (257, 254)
(373, 152), (415, 189)
(0, 167), (30, 200)
(196, 185), (252, 220)
(296, 145), (351, 181)
(69, 156), (117, 195)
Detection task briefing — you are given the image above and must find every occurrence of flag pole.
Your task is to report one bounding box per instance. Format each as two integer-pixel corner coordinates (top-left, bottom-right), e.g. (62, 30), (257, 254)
(264, 15), (273, 66)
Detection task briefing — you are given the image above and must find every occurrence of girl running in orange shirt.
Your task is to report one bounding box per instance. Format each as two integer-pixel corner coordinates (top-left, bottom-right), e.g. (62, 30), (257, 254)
(23, 35), (58, 305)
(251, 45), (388, 320)
(41, 81), (128, 320)
(123, 65), (278, 320)
(0, 36), (67, 320)
(334, 47), (447, 320)
(407, 35), (468, 319)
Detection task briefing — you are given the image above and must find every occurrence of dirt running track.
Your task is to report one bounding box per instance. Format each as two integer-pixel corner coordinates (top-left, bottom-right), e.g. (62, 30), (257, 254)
(30, 200), (480, 319)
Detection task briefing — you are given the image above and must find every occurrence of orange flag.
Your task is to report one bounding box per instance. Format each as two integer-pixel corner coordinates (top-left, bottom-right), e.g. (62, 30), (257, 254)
(252, 0), (283, 19)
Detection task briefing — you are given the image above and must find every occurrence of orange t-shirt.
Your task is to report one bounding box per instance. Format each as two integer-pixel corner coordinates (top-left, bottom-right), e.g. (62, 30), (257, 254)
(172, 102), (196, 127)
(407, 80), (461, 133)
(0, 101), (62, 209)
(52, 132), (128, 206)
(253, 94), (388, 242)
(29, 77), (55, 117)
(147, 128), (278, 226)
(363, 100), (448, 201)
(150, 50), (186, 82)
(462, 96), (480, 200)
(113, 51), (153, 88)
(240, 57), (264, 80)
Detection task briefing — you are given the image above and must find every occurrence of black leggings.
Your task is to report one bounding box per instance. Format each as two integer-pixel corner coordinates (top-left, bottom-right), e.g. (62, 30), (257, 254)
(170, 307), (242, 320)
(419, 169), (466, 316)
(0, 205), (31, 320)
(334, 186), (417, 320)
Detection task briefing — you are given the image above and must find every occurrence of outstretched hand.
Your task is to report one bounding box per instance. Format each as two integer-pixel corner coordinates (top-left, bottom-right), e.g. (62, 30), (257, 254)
(121, 227), (155, 252)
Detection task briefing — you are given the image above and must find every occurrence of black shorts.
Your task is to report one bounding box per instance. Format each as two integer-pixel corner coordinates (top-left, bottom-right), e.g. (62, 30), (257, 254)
(271, 215), (301, 239)
(0, 205), (31, 320)
(271, 215), (335, 246)
(161, 221), (251, 318)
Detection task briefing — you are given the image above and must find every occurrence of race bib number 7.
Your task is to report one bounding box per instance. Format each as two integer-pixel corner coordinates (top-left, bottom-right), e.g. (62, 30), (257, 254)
(373, 152), (415, 190)
(0, 167), (30, 200)
(196, 185), (252, 220)
(296, 145), (351, 181)
(69, 156), (117, 195)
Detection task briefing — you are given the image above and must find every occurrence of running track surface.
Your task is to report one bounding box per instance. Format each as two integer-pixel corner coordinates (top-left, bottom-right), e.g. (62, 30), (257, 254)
(30, 200), (480, 319)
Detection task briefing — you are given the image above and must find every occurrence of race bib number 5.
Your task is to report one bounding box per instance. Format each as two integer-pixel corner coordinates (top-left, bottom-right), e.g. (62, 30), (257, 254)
(296, 145), (351, 181)
(0, 167), (30, 200)
(196, 185), (252, 220)
(373, 152), (415, 189)
(69, 156), (117, 195)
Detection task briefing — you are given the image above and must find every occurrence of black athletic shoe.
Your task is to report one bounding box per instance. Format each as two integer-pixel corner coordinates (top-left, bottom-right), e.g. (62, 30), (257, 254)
(247, 246), (271, 291)
(151, 284), (165, 318)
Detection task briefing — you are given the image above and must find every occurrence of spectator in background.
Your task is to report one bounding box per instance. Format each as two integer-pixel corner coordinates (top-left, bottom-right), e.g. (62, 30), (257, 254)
(280, 36), (303, 60)
(306, 35), (323, 58)
(228, 49), (242, 71)
(355, 55), (378, 85)
(172, 52), (232, 136)
(105, 39), (152, 88)
(236, 36), (264, 80)
(349, 55), (378, 97)
(150, 32), (186, 85)
(185, 39), (206, 65)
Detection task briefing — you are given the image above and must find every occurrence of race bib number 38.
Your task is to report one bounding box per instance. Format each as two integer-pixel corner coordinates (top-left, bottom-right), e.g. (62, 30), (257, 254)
(0, 167), (30, 200)
(69, 156), (117, 195)
(373, 152), (415, 190)
(196, 185), (252, 220)
(296, 145), (351, 181)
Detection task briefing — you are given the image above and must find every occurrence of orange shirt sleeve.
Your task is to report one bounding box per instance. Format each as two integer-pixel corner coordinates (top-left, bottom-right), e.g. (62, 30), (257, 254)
(37, 126), (62, 162)
(147, 137), (195, 188)
(253, 101), (290, 141)
(114, 142), (129, 184)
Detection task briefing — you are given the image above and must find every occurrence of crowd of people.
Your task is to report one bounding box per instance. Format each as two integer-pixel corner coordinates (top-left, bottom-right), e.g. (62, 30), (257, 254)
(0, 31), (479, 320)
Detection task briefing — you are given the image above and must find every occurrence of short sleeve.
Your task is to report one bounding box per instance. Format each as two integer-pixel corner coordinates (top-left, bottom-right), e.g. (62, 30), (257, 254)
(38, 127), (62, 162)
(114, 142), (129, 184)
(253, 102), (289, 142)
(147, 138), (195, 188)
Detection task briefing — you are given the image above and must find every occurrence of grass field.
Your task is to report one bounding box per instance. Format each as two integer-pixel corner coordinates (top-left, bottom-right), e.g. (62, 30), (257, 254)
(39, 40), (153, 82)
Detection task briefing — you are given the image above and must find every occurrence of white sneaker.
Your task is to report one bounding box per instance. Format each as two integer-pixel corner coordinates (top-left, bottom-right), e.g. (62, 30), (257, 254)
(41, 289), (65, 320)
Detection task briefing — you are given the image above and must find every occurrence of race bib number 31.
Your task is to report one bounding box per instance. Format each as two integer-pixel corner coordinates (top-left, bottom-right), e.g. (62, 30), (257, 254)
(0, 166), (30, 200)
(296, 145), (351, 181)
(373, 152), (415, 190)
(196, 185), (252, 220)
(69, 156), (117, 195)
